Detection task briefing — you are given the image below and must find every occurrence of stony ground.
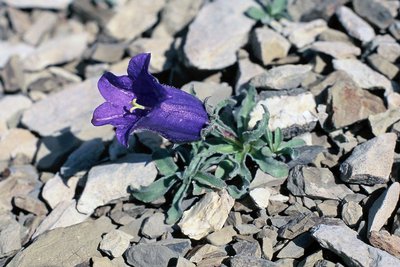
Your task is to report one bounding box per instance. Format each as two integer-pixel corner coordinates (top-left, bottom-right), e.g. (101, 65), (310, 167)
(0, 0), (400, 266)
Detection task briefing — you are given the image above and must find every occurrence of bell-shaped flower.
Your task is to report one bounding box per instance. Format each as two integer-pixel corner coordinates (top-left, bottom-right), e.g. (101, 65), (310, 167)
(92, 53), (209, 146)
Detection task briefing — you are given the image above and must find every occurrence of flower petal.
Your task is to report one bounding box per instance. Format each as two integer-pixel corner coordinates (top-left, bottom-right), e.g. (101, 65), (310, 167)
(115, 124), (135, 147)
(92, 102), (139, 127)
(127, 53), (151, 80)
(98, 72), (135, 107)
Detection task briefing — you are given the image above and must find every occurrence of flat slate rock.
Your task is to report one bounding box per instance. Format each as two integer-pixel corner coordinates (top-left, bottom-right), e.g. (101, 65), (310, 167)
(184, 0), (255, 70)
(336, 6), (375, 43)
(125, 243), (179, 267)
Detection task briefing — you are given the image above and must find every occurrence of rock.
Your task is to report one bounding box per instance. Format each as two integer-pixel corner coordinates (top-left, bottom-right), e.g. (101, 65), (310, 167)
(249, 65), (312, 90)
(0, 128), (38, 162)
(176, 256), (196, 267)
(311, 222), (400, 267)
(1, 55), (25, 93)
(0, 41), (34, 68)
(60, 139), (104, 178)
(0, 214), (21, 257)
(368, 182), (400, 233)
(23, 33), (88, 71)
(128, 37), (175, 73)
(235, 224), (261, 235)
(1, 0), (73, 9)
(317, 200), (339, 217)
(13, 195), (47, 216)
(367, 54), (399, 79)
(373, 35), (400, 63)
(181, 81), (232, 108)
(77, 154), (157, 215)
(232, 240), (261, 258)
(318, 28), (353, 43)
(308, 41), (361, 58)
(278, 213), (321, 240)
(287, 0), (344, 21)
(153, 0), (202, 37)
(22, 78), (113, 139)
(8, 217), (115, 267)
(276, 233), (314, 259)
(125, 243), (179, 267)
(229, 255), (277, 267)
(91, 42), (125, 64)
(389, 21), (400, 40)
(141, 212), (169, 239)
(99, 229), (133, 258)
(249, 187), (271, 209)
(287, 166), (353, 200)
(251, 169), (286, 188)
(178, 189), (234, 240)
(283, 19), (327, 48)
(341, 201), (363, 227)
(249, 91), (318, 135)
(369, 230), (400, 258)
(32, 200), (90, 239)
(7, 7), (31, 35)
(156, 239), (192, 256)
(0, 95), (32, 126)
(235, 51), (265, 92)
(251, 27), (291, 65)
(105, 0), (165, 40)
(336, 6), (375, 43)
(297, 250), (324, 267)
(184, 0), (255, 70)
(187, 244), (226, 263)
(369, 109), (400, 136)
(353, 0), (394, 30)
(327, 79), (386, 129)
(333, 59), (394, 93)
(340, 133), (397, 185)
(23, 11), (58, 46)
(206, 225), (236, 246)
(42, 173), (79, 209)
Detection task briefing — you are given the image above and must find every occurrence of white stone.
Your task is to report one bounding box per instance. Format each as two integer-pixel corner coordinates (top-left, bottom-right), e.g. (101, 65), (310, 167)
(0, 95), (32, 124)
(336, 6), (375, 43)
(77, 154), (157, 215)
(1, 0), (73, 9)
(179, 190), (234, 240)
(99, 229), (133, 258)
(0, 129), (38, 162)
(0, 42), (34, 68)
(283, 19), (328, 48)
(309, 41), (361, 58)
(249, 187), (271, 209)
(41, 173), (79, 209)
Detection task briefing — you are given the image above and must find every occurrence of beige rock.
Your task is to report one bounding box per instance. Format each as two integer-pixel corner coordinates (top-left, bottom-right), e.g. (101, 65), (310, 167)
(0, 95), (32, 125)
(369, 230), (400, 258)
(336, 6), (375, 42)
(284, 19), (328, 48)
(41, 173), (79, 209)
(249, 187), (271, 209)
(309, 41), (361, 58)
(0, 128), (38, 162)
(99, 229), (133, 258)
(206, 225), (237, 246)
(369, 109), (400, 136)
(179, 190), (234, 240)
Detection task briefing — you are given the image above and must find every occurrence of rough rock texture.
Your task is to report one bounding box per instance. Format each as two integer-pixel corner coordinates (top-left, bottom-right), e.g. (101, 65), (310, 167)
(336, 6), (375, 42)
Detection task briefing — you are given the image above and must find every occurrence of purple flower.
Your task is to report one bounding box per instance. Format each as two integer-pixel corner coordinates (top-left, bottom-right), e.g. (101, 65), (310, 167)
(92, 53), (209, 147)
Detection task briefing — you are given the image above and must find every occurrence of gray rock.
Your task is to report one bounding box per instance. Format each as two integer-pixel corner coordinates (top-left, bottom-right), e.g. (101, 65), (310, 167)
(230, 255), (277, 267)
(235, 224), (261, 235)
(283, 19), (328, 48)
(91, 42), (125, 64)
(7, 7), (31, 35)
(0, 41), (34, 68)
(369, 109), (400, 137)
(353, 0), (394, 30)
(155, 238), (192, 256)
(251, 27), (290, 65)
(367, 53), (399, 79)
(13, 195), (47, 216)
(0, 95), (32, 126)
(1, 0), (73, 9)
(276, 233), (314, 259)
(8, 217), (115, 267)
(235, 50), (265, 92)
(187, 244), (226, 263)
(311, 222), (400, 267)
(287, 0), (344, 21)
(287, 166), (353, 200)
(23, 33), (88, 71)
(23, 11), (58, 46)
(232, 240), (261, 258)
(318, 28), (353, 43)
(316, 200), (339, 217)
(0, 128), (38, 162)
(249, 65), (312, 90)
(0, 214), (21, 257)
(308, 41), (361, 58)
(373, 35), (400, 63)
(184, 0), (255, 70)
(176, 256), (196, 267)
(77, 153), (157, 215)
(22, 78), (113, 139)
(336, 6), (375, 43)
(41, 173), (79, 209)
(1, 55), (25, 93)
(181, 81), (232, 108)
(249, 187), (271, 209)
(340, 133), (397, 185)
(368, 182), (400, 233)
(278, 213), (321, 240)
(60, 139), (104, 178)
(99, 229), (133, 258)
(125, 243), (179, 267)
(341, 201), (363, 227)
(206, 225), (236, 246)
(141, 212), (168, 239)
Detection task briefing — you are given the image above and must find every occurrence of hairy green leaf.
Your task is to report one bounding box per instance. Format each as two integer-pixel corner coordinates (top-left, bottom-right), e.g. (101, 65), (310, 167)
(273, 127), (283, 152)
(250, 150), (288, 178)
(269, 0), (287, 16)
(236, 87), (257, 135)
(131, 175), (177, 203)
(193, 172), (227, 189)
(245, 6), (268, 20)
(215, 159), (235, 179)
(166, 182), (190, 224)
(243, 105), (269, 144)
(152, 149), (178, 177)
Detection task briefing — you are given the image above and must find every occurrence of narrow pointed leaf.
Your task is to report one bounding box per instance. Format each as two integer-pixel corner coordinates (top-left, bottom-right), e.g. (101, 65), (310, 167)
(273, 127), (283, 152)
(215, 159), (235, 179)
(243, 105), (269, 144)
(236, 87), (257, 134)
(131, 175), (177, 203)
(250, 150), (288, 178)
(245, 6), (268, 20)
(166, 182), (190, 224)
(193, 172), (227, 189)
(278, 138), (306, 150)
(152, 149), (178, 177)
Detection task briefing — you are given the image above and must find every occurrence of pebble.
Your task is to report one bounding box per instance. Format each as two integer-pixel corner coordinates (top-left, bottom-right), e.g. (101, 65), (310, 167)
(284, 19), (328, 48)
(77, 153), (157, 215)
(0, 214), (22, 257)
(353, 0), (394, 30)
(336, 6), (375, 43)
(206, 225), (236, 246)
(308, 41), (361, 58)
(1, 55), (25, 93)
(181, 81), (232, 108)
(41, 173), (79, 209)
(141, 212), (169, 239)
(184, 0), (255, 70)
(317, 200), (339, 217)
(0, 95), (32, 126)
(276, 233), (314, 259)
(249, 187), (271, 209)
(232, 240), (261, 258)
(367, 54), (399, 79)
(179, 189), (234, 240)
(369, 230), (400, 258)
(340, 133), (397, 185)
(229, 255), (277, 267)
(0, 128), (38, 162)
(368, 109), (400, 136)
(0, 41), (34, 68)
(91, 42), (125, 64)
(99, 229), (133, 258)
(341, 201), (363, 227)
(13, 195), (47, 216)
(125, 243), (179, 267)
(23, 11), (58, 46)
(235, 50), (265, 92)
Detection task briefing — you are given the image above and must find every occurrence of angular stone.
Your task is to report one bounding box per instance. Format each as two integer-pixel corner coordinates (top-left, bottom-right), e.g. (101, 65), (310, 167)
(179, 189), (234, 240)
(317, 200), (339, 217)
(8, 217), (115, 267)
(42, 173), (79, 209)
(340, 133), (396, 185)
(176, 256), (196, 267)
(368, 182), (400, 233)
(369, 230), (400, 258)
(287, 0), (344, 21)
(235, 224), (261, 235)
(184, 0), (255, 70)
(367, 53), (399, 79)
(24, 33), (88, 71)
(91, 42), (125, 64)
(318, 28), (353, 43)
(353, 0), (394, 30)
(308, 41), (361, 59)
(23, 11), (58, 46)
(333, 58), (394, 93)
(249, 65), (312, 90)
(336, 6), (375, 43)
(0, 214), (21, 257)
(7, 7), (31, 35)
(181, 81), (232, 108)
(13, 195), (47, 216)
(251, 27), (290, 65)
(276, 233), (314, 259)
(235, 51), (265, 92)
(128, 37), (175, 73)
(77, 154), (157, 215)
(105, 0), (165, 40)
(141, 212), (168, 239)
(287, 166), (353, 200)
(278, 213), (321, 240)
(249, 187), (271, 209)
(230, 255), (277, 267)
(2, 0), (73, 9)
(156, 239), (192, 256)
(376, 38), (400, 63)
(311, 222), (400, 267)
(284, 19), (328, 48)
(369, 109), (400, 136)
(232, 240), (261, 258)
(328, 79), (386, 129)
(0, 41), (34, 68)
(0, 128), (38, 162)
(187, 244), (226, 263)
(206, 225), (236, 246)
(0, 95), (31, 126)
(125, 243), (179, 267)
(341, 201), (363, 227)
(99, 229), (133, 258)
(1, 55), (25, 93)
